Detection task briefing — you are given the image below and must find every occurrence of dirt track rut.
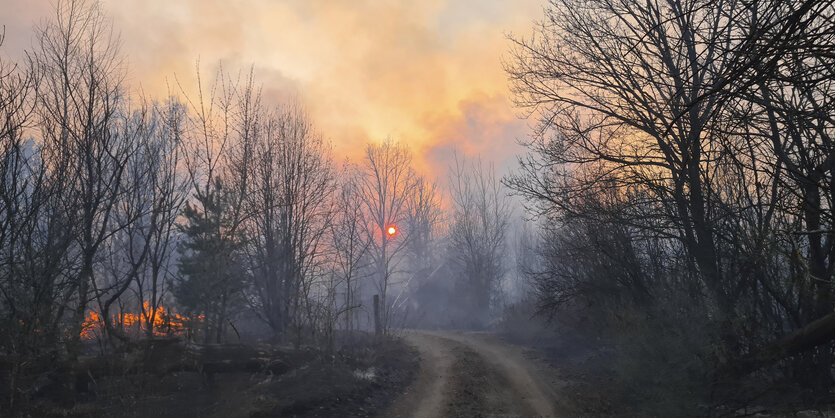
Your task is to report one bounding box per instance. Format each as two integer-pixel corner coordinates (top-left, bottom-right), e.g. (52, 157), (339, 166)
(384, 330), (562, 418)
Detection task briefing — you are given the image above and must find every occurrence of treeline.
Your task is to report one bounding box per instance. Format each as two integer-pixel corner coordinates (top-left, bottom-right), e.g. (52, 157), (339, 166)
(0, 0), (512, 380)
(506, 0), (835, 411)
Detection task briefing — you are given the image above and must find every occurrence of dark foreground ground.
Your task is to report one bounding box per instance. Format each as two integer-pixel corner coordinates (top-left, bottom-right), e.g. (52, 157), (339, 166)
(14, 327), (835, 417)
(3, 335), (419, 417)
(498, 322), (835, 417)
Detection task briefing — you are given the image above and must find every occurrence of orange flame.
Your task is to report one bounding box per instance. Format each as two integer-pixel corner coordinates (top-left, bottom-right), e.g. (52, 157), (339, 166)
(80, 302), (204, 340)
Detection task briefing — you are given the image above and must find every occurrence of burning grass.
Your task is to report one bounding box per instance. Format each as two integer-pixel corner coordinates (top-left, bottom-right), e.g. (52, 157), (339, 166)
(80, 302), (204, 341)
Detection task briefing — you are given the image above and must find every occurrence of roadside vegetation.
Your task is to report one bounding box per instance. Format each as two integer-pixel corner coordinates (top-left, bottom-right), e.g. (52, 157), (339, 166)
(503, 0), (835, 414)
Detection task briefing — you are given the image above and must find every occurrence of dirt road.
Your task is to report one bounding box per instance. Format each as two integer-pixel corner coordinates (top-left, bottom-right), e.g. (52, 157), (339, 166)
(384, 330), (565, 418)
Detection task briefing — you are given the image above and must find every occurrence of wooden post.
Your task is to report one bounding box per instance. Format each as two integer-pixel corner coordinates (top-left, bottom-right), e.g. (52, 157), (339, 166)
(373, 294), (381, 338)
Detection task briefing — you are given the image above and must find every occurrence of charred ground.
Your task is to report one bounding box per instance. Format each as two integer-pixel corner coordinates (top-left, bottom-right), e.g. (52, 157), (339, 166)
(2, 334), (417, 418)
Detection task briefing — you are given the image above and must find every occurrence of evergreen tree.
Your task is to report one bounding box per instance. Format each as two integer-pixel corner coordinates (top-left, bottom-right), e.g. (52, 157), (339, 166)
(175, 177), (244, 343)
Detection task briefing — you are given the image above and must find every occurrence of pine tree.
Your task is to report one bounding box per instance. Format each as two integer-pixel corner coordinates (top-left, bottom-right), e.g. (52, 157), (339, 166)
(175, 178), (244, 343)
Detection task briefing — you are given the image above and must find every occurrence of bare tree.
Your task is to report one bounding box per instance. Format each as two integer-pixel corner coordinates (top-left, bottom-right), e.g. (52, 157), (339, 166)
(86, 98), (187, 343)
(331, 164), (371, 335)
(239, 102), (336, 342)
(357, 139), (418, 333)
(90, 102), (158, 346)
(449, 155), (510, 328)
(505, 0), (835, 399)
(406, 177), (443, 278)
(0, 24), (68, 352)
(32, 0), (135, 355)
(394, 176), (443, 316)
(134, 98), (188, 337)
(0, 29), (77, 411)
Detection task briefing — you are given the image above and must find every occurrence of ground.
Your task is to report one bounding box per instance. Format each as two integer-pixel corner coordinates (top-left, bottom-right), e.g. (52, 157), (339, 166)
(15, 336), (419, 417)
(11, 330), (607, 417)
(384, 330), (567, 418)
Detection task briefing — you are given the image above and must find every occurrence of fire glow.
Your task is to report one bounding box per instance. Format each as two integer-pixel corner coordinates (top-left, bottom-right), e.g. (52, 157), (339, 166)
(80, 301), (203, 340)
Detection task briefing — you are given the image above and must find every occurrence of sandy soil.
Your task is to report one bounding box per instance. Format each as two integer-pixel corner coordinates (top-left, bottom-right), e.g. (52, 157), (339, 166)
(383, 332), (455, 418)
(384, 330), (566, 418)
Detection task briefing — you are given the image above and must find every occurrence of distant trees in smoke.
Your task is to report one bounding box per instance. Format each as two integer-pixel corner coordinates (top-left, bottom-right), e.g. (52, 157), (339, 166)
(329, 165), (370, 339)
(0, 0), (517, 381)
(449, 155), (510, 328)
(505, 0), (835, 409)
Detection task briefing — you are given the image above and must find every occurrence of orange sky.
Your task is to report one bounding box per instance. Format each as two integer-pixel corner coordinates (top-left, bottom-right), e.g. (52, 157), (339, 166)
(1, 0), (541, 177)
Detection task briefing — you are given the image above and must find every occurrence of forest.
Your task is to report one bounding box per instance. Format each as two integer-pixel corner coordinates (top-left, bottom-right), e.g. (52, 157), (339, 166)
(2, 0), (835, 416)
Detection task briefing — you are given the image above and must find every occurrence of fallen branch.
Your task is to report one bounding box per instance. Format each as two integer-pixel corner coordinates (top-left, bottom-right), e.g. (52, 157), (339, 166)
(727, 311), (835, 376)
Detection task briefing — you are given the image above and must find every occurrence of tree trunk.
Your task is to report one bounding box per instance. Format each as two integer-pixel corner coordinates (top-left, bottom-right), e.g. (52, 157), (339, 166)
(727, 311), (835, 377)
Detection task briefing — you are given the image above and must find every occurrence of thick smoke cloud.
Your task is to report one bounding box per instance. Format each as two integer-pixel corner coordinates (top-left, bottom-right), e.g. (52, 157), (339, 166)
(0, 0), (539, 175)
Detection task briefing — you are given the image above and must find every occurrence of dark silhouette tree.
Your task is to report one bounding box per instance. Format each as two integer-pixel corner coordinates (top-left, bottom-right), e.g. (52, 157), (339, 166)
(175, 178), (244, 343)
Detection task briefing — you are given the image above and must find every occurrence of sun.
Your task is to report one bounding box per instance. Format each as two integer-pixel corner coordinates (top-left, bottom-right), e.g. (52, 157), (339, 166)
(387, 225), (397, 236)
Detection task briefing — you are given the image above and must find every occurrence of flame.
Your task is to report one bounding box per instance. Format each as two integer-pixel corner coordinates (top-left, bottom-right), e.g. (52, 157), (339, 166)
(80, 311), (102, 340)
(80, 302), (204, 340)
